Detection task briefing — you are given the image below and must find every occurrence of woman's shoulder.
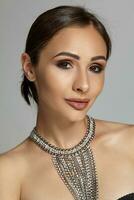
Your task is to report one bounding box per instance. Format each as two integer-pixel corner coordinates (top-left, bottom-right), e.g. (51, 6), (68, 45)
(0, 136), (39, 163)
(94, 117), (134, 135)
(94, 117), (134, 153)
(0, 138), (30, 175)
(0, 139), (31, 199)
(0, 137), (50, 199)
(0, 136), (49, 171)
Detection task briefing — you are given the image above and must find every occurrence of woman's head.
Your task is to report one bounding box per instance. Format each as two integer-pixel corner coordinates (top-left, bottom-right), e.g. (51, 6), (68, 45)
(21, 5), (112, 113)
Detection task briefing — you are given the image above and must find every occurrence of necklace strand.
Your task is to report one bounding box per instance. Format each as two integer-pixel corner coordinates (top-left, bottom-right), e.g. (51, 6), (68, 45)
(29, 115), (98, 200)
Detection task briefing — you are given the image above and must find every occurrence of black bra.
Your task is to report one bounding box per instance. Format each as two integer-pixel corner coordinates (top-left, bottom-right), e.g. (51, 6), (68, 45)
(118, 193), (134, 200)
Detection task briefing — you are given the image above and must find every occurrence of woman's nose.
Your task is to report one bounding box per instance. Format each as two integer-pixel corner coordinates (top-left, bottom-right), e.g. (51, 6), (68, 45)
(72, 70), (89, 93)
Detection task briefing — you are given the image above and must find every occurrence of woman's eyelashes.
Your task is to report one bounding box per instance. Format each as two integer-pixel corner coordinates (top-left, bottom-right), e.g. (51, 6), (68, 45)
(55, 59), (105, 73)
(56, 60), (72, 69)
(89, 63), (105, 73)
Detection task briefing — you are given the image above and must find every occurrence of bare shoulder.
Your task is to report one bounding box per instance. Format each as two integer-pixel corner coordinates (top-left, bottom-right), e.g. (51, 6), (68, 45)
(0, 137), (38, 172)
(0, 138), (33, 199)
(95, 117), (134, 134)
(0, 136), (50, 199)
(0, 136), (50, 177)
(94, 117), (134, 150)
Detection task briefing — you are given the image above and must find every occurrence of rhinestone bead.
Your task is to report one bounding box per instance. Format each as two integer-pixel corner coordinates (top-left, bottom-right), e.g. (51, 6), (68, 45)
(29, 115), (98, 200)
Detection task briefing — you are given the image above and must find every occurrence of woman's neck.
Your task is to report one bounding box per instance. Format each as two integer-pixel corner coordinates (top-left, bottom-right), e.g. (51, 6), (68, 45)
(35, 110), (87, 149)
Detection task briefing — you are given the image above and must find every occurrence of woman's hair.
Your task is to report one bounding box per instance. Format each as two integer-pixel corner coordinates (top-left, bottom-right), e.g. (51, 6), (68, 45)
(21, 5), (112, 106)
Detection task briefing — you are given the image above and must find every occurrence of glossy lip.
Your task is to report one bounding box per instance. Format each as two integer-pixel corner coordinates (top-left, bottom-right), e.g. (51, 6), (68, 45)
(65, 99), (90, 110)
(65, 98), (90, 103)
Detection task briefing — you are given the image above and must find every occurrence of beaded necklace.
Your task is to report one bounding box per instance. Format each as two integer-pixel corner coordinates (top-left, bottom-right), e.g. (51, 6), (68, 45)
(29, 115), (98, 200)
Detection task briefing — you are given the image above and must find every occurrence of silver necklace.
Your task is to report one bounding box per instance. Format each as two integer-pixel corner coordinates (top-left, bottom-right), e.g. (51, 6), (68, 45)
(29, 115), (98, 200)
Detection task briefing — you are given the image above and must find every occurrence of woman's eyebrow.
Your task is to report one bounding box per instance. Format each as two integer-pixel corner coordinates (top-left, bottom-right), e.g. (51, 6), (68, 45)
(52, 51), (106, 61)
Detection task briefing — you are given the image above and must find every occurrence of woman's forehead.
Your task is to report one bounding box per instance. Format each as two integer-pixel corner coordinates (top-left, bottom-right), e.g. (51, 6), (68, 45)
(40, 25), (107, 60)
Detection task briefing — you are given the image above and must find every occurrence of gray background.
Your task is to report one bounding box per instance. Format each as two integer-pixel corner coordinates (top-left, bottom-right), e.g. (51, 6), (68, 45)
(0, 0), (134, 153)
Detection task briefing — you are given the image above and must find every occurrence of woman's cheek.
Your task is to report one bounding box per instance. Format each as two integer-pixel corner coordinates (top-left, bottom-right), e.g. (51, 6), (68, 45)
(92, 78), (105, 96)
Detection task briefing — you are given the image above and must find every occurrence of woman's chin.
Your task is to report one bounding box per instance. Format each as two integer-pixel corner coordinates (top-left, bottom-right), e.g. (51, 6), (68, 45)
(63, 110), (88, 123)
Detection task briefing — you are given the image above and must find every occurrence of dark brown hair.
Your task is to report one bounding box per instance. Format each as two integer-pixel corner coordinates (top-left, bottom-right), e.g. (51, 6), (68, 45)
(21, 5), (112, 105)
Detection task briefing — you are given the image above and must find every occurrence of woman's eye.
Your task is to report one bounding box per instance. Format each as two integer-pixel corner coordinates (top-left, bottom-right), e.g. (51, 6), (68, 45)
(56, 61), (72, 70)
(89, 64), (104, 73)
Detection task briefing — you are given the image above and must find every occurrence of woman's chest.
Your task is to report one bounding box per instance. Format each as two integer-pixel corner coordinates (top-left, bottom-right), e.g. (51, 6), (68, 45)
(93, 143), (134, 200)
(21, 144), (134, 200)
(21, 161), (134, 200)
(21, 161), (74, 200)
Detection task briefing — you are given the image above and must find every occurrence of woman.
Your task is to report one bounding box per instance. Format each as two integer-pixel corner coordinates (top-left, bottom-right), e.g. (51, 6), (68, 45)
(0, 5), (134, 200)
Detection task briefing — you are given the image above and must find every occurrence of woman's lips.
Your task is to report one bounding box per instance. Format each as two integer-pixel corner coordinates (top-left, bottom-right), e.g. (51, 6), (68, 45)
(65, 99), (89, 110)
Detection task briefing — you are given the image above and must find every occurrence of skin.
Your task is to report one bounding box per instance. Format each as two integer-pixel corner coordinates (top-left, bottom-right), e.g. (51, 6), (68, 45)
(0, 25), (134, 200)
(22, 25), (107, 149)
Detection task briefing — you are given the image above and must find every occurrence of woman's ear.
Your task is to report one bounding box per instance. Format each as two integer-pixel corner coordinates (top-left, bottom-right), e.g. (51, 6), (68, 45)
(21, 52), (36, 82)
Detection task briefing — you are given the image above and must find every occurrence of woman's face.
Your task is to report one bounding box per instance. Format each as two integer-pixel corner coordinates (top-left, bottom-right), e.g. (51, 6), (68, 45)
(33, 25), (107, 121)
